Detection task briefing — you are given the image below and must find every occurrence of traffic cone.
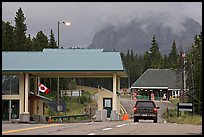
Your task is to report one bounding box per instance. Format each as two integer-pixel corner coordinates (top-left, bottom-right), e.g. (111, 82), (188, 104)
(122, 114), (125, 121)
(126, 114), (129, 120)
(48, 116), (52, 123)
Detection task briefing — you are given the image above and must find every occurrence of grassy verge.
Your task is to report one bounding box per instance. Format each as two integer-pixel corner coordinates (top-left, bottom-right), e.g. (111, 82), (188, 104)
(163, 108), (202, 125)
(169, 97), (180, 106)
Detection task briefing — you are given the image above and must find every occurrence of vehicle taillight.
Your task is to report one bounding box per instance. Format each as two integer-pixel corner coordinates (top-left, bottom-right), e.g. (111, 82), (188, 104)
(153, 108), (157, 113)
(133, 107), (137, 112)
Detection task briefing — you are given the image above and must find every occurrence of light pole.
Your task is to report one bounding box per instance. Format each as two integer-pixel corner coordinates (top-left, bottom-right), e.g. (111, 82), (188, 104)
(57, 21), (71, 48)
(57, 21), (71, 115)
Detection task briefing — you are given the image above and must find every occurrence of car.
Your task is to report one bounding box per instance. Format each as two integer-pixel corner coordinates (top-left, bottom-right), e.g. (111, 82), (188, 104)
(133, 100), (159, 123)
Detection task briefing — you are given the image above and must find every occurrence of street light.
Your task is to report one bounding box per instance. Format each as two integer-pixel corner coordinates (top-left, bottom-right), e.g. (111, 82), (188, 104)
(57, 21), (71, 115)
(57, 21), (71, 48)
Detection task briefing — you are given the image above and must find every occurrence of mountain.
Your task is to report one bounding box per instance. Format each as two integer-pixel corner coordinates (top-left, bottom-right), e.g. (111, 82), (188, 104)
(88, 15), (202, 55)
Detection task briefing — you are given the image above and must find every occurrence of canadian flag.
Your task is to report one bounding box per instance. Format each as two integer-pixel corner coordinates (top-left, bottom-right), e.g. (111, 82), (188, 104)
(39, 83), (50, 94)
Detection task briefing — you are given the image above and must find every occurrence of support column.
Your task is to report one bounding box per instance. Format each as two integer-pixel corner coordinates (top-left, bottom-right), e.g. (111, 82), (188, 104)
(33, 77), (38, 114)
(24, 73), (29, 113)
(20, 73), (30, 122)
(111, 73), (117, 120)
(112, 73), (117, 111)
(117, 77), (120, 113)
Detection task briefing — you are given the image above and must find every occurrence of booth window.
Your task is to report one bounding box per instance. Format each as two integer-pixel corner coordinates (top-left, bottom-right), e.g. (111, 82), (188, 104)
(2, 75), (19, 95)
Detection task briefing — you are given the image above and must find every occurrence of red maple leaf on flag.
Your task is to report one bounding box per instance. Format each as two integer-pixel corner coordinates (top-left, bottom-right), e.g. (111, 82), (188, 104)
(39, 83), (50, 94)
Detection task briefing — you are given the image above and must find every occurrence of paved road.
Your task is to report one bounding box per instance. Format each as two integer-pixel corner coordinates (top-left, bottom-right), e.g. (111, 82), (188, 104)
(2, 120), (202, 135)
(2, 99), (201, 135)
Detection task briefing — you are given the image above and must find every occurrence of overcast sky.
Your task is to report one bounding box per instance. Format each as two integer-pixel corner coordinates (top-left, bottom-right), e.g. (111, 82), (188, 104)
(2, 2), (202, 48)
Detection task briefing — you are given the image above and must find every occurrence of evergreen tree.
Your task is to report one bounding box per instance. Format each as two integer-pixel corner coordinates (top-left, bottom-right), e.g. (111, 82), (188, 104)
(130, 50), (134, 62)
(168, 39), (178, 69)
(143, 51), (151, 71)
(25, 34), (33, 51)
(49, 29), (57, 48)
(149, 35), (162, 68)
(163, 54), (169, 68)
(186, 32), (202, 114)
(126, 50), (131, 61)
(14, 7), (27, 51)
(2, 21), (15, 51)
(32, 31), (49, 51)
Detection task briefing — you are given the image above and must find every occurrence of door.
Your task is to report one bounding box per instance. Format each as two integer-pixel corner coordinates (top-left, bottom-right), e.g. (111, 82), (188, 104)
(2, 100), (9, 121)
(11, 100), (19, 119)
(103, 98), (112, 118)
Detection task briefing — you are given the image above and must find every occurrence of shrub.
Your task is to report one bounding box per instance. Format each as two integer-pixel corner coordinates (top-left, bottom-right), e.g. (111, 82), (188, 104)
(80, 91), (91, 104)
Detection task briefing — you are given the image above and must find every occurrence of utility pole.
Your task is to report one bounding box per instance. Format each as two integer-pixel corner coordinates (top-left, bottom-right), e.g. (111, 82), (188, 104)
(182, 51), (186, 103)
(191, 60), (195, 115)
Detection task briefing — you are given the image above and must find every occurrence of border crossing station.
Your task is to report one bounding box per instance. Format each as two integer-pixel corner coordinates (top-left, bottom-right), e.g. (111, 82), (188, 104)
(2, 48), (128, 122)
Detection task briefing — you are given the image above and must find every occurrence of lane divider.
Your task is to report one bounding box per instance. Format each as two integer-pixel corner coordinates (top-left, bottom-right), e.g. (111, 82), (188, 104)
(2, 124), (64, 134)
(102, 128), (112, 131)
(88, 133), (95, 135)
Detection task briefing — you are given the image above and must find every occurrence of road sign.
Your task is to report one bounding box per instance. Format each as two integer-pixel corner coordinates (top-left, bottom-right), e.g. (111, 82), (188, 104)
(177, 103), (193, 117)
(57, 105), (63, 112)
(178, 103), (193, 112)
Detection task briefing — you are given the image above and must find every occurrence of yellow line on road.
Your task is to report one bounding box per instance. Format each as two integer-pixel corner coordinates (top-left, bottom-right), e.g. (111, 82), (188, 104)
(2, 124), (64, 134)
(120, 104), (127, 114)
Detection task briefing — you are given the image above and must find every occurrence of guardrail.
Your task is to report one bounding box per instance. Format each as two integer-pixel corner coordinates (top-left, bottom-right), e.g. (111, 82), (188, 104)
(50, 114), (88, 122)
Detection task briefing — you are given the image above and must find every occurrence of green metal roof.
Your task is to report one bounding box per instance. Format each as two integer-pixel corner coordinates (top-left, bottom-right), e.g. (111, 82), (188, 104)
(2, 48), (127, 75)
(131, 69), (182, 89)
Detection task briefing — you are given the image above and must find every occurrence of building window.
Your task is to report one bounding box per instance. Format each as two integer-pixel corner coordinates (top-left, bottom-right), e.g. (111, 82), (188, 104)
(2, 75), (19, 95)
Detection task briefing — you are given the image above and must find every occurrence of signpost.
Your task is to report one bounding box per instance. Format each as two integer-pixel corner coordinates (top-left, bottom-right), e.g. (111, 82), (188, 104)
(177, 103), (193, 117)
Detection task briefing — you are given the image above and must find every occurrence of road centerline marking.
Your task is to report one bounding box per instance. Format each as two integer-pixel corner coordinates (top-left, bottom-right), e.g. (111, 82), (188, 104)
(116, 124), (126, 127)
(2, 124), (64, 134)
(88, 133), (95, 135)
(102, 127), (112, 131)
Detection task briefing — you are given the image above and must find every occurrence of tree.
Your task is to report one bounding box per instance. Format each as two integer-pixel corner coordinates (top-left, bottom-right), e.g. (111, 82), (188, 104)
(130, 50), (134, 62)
(14, 7), (27, 51)
(149, 35), (162, 68)
(2, 21), (15, 51)
(68, 79), (77, 104)
(163, 54), (169, 68)
(143, 51), (151, 71)
(168, 39), (179, 69)
(49, 29), (57, 48)
(32, 31), (49, 51)
(186, 32), (202, 114)
(25, 34), (33, 51)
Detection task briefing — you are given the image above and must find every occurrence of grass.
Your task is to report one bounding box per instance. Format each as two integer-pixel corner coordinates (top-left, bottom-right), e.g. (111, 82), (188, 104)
(45, 85), (98, 118)
(169, 97), (180, 106)
(166, 97), (202, 125)
(163, 108), (202, 125)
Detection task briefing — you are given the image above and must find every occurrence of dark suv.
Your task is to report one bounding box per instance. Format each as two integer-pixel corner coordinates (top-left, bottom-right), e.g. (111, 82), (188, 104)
(133, 100), (159, 123)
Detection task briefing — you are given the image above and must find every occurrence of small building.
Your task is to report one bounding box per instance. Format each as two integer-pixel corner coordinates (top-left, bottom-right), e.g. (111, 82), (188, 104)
(131, 69), (183, 100)
(98, 88), (120, 118)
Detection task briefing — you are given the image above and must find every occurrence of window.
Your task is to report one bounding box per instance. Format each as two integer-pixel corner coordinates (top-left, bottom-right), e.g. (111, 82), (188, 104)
(136, 101), (155, 108)
(2, 75), (19, 95)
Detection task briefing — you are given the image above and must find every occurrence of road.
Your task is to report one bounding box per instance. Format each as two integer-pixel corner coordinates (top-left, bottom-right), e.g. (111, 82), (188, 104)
(2, 96), (201, 135)
(2, 98), (202, 135)
(2, 120), (202, 135)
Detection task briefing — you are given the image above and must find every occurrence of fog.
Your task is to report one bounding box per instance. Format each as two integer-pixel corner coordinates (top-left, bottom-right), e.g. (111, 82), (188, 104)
(2, 2), (202, 48)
